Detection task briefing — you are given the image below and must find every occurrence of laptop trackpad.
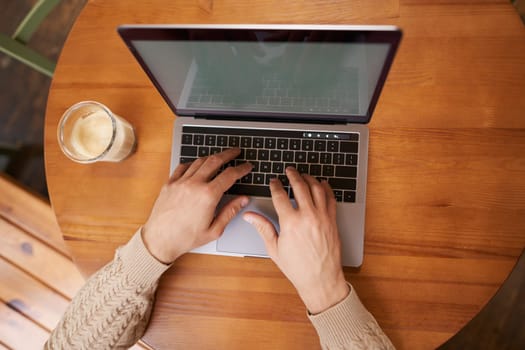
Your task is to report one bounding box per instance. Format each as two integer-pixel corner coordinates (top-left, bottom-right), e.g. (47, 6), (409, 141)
(216, 195), (280, 256)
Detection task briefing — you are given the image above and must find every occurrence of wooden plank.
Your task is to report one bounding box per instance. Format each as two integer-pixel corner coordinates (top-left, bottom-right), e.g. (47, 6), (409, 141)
(0, 218), (84, 299)
(0, 174), (70, 257)
(0, 302), (49, 350)
(0, 257), (71, 331)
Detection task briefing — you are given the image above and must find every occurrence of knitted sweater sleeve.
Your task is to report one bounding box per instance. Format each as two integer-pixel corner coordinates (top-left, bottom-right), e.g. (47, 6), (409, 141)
(308, 284), (395, 349)
(45, 229), (170, 350)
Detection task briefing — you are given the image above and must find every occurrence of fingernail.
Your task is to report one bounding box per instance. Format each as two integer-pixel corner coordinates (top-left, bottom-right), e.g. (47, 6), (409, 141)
(243, 215), (253, 223)
(241, 197), (250, 207)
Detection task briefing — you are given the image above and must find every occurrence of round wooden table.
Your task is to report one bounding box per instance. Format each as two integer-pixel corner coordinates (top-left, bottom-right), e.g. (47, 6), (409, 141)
(44, 1), (525, 349)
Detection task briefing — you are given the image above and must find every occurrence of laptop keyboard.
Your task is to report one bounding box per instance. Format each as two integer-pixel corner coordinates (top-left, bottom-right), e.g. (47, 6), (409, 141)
(179, 126), (359, 202)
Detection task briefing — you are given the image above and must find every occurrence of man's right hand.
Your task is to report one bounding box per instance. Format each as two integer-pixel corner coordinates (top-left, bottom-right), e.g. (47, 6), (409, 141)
(243, 167), (349, 314)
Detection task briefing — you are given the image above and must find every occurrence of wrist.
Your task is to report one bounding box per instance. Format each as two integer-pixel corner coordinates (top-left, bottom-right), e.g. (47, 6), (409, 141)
(300, 275), (349, 315)
(141, 225), (178, 264)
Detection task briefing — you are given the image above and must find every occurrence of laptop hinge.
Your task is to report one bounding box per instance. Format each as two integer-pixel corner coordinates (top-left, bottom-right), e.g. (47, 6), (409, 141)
(194, 114), (347, 125)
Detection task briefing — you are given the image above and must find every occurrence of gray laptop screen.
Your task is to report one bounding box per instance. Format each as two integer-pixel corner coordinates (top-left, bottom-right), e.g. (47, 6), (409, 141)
(120, 26), (402, 123)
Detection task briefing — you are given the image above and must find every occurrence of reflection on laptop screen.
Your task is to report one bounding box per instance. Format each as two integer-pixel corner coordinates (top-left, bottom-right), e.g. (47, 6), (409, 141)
(127, 28), (397, 120)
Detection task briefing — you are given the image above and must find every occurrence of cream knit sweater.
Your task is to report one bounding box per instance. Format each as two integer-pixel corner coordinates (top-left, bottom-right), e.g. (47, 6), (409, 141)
(45, 230), (394, 349)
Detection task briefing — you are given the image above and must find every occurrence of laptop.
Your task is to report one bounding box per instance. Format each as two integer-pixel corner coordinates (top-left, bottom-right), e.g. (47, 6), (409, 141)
(118, 24), (402, 267)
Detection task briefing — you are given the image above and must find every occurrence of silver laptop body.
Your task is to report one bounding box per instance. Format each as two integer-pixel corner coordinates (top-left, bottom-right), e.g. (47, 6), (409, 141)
(118, 24), (402, 267)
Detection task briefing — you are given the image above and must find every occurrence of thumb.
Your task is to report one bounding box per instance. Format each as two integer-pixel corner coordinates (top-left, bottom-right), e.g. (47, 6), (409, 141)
(209, 196), (250, 239)
(243, 212), (278, 259)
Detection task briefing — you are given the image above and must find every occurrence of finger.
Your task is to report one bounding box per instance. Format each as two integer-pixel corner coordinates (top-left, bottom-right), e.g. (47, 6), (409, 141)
(269, 178), (294, 215)
(302, 174), (326, 209)
(208, 195), (250, 240)
(321, 180), (337, 220)
(211, 162), (253, 193)
(286, 167), (314, 208)
(168, 162), (191, 184)
(243, 212), (278, 259)
(182, 156), (207, 179)
(194, 148), (241, 181)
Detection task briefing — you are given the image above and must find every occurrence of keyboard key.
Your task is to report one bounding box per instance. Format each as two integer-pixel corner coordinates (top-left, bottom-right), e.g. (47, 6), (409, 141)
(290, 139), (301, 150)
(310, 164), (322, 176)
(333, 153), (345, 165)
(272, 162), (284, 173)
(302, 140), (313, 151)
(270, 150), (282, 161)
(253, 173), (265, 184)
(314, 140), (326, 151)
(283, 151), (294, 162)
(246, 149), (257, 160)
(343, 191), (356, 202)
(241, 137), (252, 148)
(307, 152), (319, 163)
(285, 163), (297, 170)
(258, 149), (269, 160)
(228, 184), (271, 197)
(349, 133), (359, 141)
(182, 134), (193, 145)
(277, 139), (288, 149)
(341, 142), (358, 153)
(265, 138), (276, 149)
(198, 147), (209, 157)
(205, 135), (216, 146)
(181, 146), (197, 157)
(210, 147), (221, 154)
(228, 136), (240, 147)
(335, 166), (357, 178)
(217, 135), (228, 146)
(345, 154), (358, 165)
(253, 137), (264, 148)
(251, 161), (260, 172)
(260, 162), (272, 172)
(194, 134), (204, 145)
(327, 141), (339, 152)
(241, 173), (253, 184)
(328, 178), (356, 190)
(265, 174), (277, 185)
(322, 165), (335, 177)
(334, 190), (343, 202)
(295, 151), (307, 163)
(278, 174), (290, 187)
(320, 153), (332, 164)
(180, 157), (196, 164)
(297, 163), (309, 174)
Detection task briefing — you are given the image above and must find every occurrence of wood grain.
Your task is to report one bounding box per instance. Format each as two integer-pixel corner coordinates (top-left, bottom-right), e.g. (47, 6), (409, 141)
(0, 257), (70, 331)
(43, 0), (525, 349)
(0, 302), (49, 349)
(0, 219), (84, 299)
(0, 174), (70, 257)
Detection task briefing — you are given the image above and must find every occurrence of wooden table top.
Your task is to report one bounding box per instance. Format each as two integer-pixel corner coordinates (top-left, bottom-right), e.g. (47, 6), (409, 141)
(44, 1), (525, 349)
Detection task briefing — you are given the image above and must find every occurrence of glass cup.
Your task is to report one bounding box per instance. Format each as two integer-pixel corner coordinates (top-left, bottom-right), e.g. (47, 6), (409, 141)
(57, 101), (136, 163)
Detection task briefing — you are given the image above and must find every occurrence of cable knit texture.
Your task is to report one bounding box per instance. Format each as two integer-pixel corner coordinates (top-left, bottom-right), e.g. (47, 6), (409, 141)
(309, 284), (395, 349)
(46, 229), (394, 349)
(45, 229), (170, 350)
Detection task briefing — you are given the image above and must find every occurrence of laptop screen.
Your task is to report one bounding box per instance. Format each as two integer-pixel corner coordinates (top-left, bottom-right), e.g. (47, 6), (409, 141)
(118, 25), (401, 123)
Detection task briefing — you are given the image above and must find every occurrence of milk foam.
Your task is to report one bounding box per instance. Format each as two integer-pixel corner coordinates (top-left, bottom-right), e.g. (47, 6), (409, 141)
(70, 110), (113, 158)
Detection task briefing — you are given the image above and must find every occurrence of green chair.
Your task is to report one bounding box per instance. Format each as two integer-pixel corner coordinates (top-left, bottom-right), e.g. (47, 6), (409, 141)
(0, 0), (61, 77)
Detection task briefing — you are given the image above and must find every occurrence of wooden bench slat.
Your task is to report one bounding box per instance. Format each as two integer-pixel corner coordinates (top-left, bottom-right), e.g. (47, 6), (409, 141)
(0, 302), (49, 349)
(0, 174), (70, 257)
(0, 257), (72, 331)
(0, 218), (84, 299)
